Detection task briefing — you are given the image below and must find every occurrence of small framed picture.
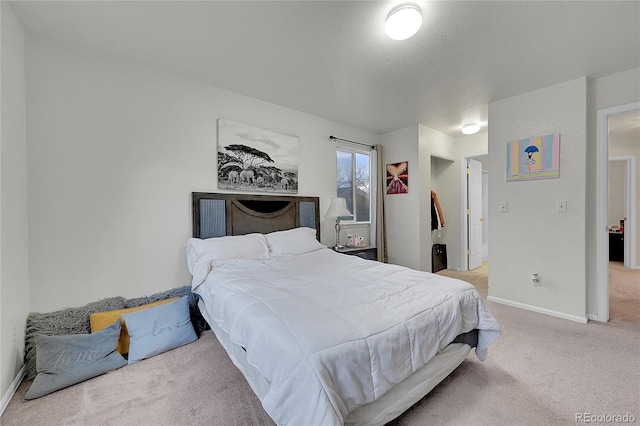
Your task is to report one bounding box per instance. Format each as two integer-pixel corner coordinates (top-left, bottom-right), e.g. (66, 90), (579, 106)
(386, 161), (408, 194)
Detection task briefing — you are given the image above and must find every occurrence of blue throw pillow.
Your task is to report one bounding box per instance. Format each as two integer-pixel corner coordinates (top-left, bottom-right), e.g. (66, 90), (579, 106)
(122, 296), (198, 364)
(25, 319), (127, 400)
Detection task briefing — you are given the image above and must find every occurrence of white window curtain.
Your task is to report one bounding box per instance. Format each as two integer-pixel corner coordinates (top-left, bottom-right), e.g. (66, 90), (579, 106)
(370, 145), (387, 262)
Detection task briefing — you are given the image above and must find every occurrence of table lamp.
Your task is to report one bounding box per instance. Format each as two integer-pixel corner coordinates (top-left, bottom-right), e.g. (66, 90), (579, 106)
(325, 197), (353, 249)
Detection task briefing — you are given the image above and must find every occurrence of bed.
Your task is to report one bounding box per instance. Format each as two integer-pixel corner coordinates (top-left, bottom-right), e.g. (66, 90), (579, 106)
(189, 192), (500, 426)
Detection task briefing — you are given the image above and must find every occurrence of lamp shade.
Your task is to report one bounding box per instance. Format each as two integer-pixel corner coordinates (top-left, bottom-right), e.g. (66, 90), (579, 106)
(325, 198), (352, 218)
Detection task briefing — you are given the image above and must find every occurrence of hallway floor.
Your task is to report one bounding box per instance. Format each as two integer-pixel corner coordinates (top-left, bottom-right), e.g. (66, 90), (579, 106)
(609, 261), (640, 324)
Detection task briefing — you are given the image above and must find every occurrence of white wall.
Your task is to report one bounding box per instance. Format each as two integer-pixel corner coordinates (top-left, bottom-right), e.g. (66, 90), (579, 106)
(586, 67), (640, 316)
(380, 125), (421, 269)
(0, 0), (29, 405)
(417, 126), (436, 272)
(24, 34), (379, 313)
(488, 77), (587, 321)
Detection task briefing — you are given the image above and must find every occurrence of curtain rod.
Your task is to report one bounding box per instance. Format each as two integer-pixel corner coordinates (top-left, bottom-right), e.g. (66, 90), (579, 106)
(328, 135), (374, 149)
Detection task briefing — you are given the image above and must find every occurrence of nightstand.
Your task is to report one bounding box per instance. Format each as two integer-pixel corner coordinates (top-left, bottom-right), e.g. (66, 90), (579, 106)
(334, 246), (377, 261)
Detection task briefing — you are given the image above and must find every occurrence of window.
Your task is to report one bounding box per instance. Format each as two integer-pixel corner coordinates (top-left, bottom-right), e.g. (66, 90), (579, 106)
(336, 149), (370, 222)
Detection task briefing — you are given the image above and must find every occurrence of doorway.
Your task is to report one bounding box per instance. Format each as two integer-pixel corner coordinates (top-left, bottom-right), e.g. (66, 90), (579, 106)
(596, 102), (640, 322)
(608, 156), (636, 268)
(461, 152), (488, 271)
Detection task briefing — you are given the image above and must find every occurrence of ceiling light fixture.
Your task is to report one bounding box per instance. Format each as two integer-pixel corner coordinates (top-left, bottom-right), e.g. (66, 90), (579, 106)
(461, 123), (480, 135)
(385, 3), (423, 41)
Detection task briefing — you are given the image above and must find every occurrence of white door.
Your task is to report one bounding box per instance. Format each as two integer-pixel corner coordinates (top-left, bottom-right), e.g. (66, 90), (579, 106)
(468, 159), (483, 270)
(482, 171), (489, 260)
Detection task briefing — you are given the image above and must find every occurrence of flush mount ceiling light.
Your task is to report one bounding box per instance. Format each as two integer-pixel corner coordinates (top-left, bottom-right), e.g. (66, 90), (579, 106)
(385, 3), (423, 40)
(461, 123), (480, 135)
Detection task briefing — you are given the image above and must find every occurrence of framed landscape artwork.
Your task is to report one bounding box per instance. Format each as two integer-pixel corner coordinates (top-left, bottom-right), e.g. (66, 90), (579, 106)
(217, 119), (299, 193)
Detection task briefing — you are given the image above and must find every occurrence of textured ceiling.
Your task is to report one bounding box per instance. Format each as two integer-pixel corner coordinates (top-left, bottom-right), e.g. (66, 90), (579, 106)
(610, 111), (640, 140)
(9, 0), (640, 136)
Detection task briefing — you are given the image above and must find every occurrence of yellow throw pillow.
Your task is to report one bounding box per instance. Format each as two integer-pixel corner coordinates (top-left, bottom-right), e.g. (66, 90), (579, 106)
(90, 298), (179, 354)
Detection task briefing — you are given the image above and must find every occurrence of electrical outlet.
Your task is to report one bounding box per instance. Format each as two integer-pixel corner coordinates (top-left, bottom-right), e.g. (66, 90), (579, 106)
(556, 200), (567, 212)
(532, 273), (541, 287)
(500, 202), (508, 213)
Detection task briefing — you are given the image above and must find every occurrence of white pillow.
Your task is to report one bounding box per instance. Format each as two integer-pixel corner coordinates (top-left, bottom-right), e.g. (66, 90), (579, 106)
(265, 227), (325, 256)
(186, 233), (270, 274)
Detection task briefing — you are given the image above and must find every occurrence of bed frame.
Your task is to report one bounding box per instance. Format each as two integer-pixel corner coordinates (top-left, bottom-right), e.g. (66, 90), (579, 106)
(192, 192), (320, 239)
(191, 191), (475, 426)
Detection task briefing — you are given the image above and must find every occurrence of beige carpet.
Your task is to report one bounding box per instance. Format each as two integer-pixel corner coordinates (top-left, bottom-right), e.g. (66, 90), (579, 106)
(3, 332), (275, 426)
(609, 261), (640, 324)
(3, 266), (639, 425)
(436, 262), (488, 298)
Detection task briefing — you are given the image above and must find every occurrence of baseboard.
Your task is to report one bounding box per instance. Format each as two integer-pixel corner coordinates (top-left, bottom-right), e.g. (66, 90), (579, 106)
(1, 365), (25, 416)
(487, 296), (588, 324)
(588, 313), (605, 322)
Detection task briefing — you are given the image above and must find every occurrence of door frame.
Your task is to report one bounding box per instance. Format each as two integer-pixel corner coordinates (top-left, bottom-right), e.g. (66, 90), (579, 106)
(460, 151), (488, 271)
(596, 101), (640, 322)
(481, 170), (489, 261)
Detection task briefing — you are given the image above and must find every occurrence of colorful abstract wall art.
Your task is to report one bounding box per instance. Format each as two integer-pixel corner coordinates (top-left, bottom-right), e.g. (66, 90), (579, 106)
(506, 133), (560, 182)
(386, 161), (408, 194)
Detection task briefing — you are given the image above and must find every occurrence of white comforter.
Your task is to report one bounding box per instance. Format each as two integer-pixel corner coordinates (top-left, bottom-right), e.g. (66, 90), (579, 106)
(193, 248), (500, 426)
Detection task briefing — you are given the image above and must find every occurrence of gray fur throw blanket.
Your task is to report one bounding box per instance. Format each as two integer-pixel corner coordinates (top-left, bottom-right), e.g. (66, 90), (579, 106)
(24, 286), (207, 381)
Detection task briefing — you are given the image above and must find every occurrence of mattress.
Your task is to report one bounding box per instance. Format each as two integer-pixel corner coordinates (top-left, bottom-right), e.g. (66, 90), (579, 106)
(193, 248), (500, 425)
(203, 313), (472, 426)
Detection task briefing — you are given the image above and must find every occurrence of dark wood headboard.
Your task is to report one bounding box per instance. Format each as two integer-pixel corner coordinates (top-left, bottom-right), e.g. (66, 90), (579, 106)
(192, 192), (321, 240)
